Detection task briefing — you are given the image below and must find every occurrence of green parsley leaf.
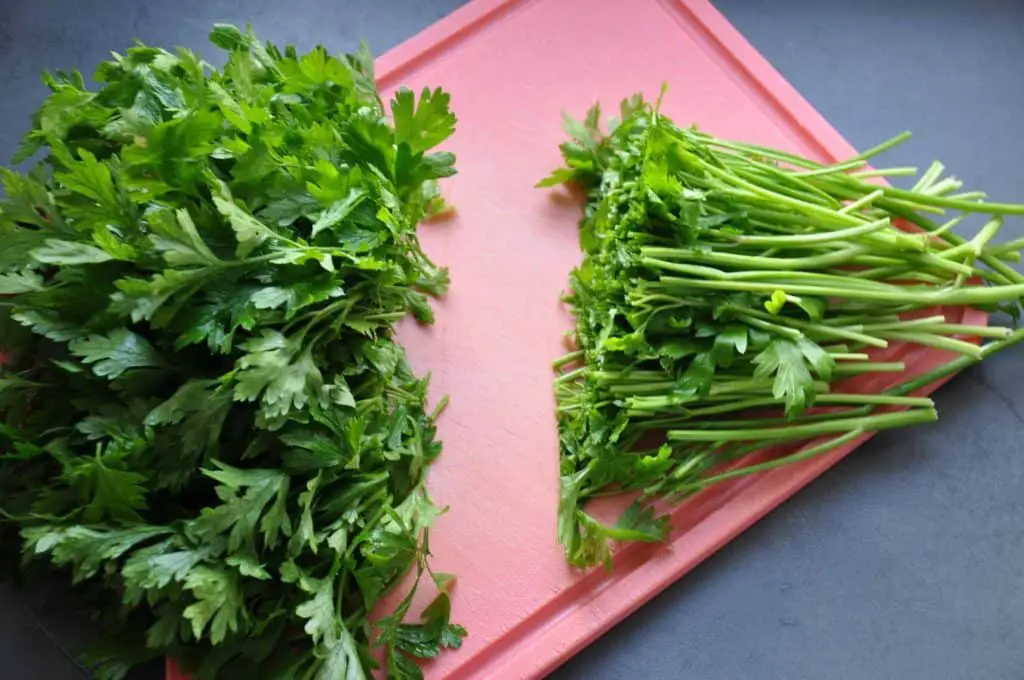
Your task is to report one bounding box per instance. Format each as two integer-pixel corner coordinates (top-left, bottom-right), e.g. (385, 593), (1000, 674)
(69, 329), (165, 379)
(752, 338), (816, 415)
(32, 238), (115, 265)
(391, 87), (457, 155)
(182, 566), (245, 644)
(0, 271), (45, 294)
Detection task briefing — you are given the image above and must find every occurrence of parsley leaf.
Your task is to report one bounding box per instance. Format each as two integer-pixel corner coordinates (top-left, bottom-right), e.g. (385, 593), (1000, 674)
(752, 338), (818, 415)
(391, 87), (457, 155)
(69, 329), (165, 379)
(182, 566), (245, 645)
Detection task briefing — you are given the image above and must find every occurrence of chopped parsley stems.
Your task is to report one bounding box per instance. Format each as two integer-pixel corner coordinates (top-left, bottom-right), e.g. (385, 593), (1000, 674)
(543, 92), (1024, 569)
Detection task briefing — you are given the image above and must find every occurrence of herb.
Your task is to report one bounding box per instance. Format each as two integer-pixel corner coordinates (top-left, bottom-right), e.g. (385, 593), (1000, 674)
(0, 25), (464, 679)
(543, 91), (1024, 569)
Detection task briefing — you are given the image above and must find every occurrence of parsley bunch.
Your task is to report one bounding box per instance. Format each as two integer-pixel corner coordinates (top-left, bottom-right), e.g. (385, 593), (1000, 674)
(0, 25), (463, 679)
(543, 92), (1024, 569)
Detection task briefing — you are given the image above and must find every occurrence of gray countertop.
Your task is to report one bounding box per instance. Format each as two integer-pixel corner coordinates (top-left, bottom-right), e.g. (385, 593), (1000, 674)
(1, 1), (1022, 678)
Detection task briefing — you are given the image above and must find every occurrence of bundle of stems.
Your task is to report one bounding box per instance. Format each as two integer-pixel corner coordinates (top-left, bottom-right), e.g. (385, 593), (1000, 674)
(542, 92), (1024, 568)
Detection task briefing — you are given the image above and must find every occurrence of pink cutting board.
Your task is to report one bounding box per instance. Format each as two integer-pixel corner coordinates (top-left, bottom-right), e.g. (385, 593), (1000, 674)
(168, 0), (986, 678)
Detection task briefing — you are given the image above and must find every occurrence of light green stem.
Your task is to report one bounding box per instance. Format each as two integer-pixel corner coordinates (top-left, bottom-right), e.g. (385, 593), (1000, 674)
(667, 408), (937, 443)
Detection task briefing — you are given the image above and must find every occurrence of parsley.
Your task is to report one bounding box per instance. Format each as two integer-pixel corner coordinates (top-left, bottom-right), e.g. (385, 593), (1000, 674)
(0, 25), (462, 679)
(544, 91), (1024, 568)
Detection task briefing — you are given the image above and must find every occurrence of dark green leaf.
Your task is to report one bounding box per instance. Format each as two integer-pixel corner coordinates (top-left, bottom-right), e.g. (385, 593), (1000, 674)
(0, 270), (45, 294)
(32, 239), (114, 265)
(69, 329), (164, 379)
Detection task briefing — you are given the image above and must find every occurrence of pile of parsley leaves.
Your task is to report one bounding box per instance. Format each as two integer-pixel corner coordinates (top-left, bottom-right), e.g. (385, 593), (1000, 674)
(0, 24), (464, 680)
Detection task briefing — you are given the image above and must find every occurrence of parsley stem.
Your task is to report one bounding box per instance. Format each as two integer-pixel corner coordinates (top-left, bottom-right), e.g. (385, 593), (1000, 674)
(829, 352), (870, 361)
(792, 159), (868, 178)
(644, 246), (868, 270)
(656, 274), (1024, 306)
(875, 331), (982, 358)
(852, 315), (946, 330)
(667, 408), (937, 443)
(912, 324), (1011, 340)
(726, 306), (888, 347)
(832, 362), (906, 374)
(864, 184), (1024, 215)
(641, 393), (933, 420)
(219, 252), (282, 269)
(682, 430), (864, 491)
(740, 217), (890, 244)
(735, 314), (803, 340)
(553, 350), (585, 369)
(707, 170), (863, 227)
(851, 167), (919, 179)
(985, 237), (1024, 258)
(555, 367), (586, 385)
(887, 326), (1024, 396)
(838, 189), (885, 215)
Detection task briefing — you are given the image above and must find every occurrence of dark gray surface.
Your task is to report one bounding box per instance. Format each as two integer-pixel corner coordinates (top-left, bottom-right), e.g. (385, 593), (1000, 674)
(1, 0), (1022, 678)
